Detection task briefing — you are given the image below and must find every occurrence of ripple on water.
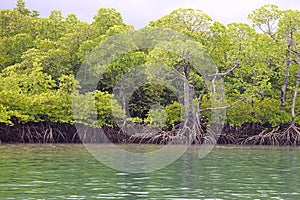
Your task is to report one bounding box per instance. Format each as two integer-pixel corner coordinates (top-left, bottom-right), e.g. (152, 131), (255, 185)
(0, 145), (299, 199)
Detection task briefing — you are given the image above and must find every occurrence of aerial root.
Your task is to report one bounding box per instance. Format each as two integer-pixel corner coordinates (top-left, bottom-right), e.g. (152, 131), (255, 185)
(125, 121), (213, 145)
(217, 133), (236, 144)
(242, 124), (300, 146)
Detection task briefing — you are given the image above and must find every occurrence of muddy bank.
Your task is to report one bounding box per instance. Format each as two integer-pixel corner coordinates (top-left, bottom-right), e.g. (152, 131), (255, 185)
(0, 122), (299, 145)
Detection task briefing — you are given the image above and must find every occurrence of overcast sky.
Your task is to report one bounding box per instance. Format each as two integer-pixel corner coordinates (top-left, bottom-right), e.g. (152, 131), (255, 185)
(1, 0), (300, 29)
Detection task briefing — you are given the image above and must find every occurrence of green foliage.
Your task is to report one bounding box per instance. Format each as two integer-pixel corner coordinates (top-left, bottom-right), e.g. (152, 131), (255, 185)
(92, 8), (125, 36)
(226, 98), (291, 126)
(165, 102), (184, 126)
(14, 0), (30, 16)
(99, 51), (147, 92)
(145, 105), (167, 128)
(73, 91), (125, 127)
(144, 101), (184, 128)
(149, 8), (212, 40)
(248, 4), (282, 33)
(0, 9), (35, 38)
(0, 33), (34, 70)
(0, 104), (13, 124)
(0, 63), (55, 123)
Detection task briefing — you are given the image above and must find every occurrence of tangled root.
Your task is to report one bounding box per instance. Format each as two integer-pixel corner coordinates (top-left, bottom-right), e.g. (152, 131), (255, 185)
(217, 134), (236, 145)
(279, 124), (300, 145)
(242, 124), (300, 146)
(125, 121), (217, 145)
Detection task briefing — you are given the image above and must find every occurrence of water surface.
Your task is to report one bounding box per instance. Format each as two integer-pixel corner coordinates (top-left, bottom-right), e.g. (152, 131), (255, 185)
(0, 144), (299, 199)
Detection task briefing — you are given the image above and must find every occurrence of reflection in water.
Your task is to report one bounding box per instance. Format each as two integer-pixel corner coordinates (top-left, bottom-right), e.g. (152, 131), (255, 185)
(0, 144), (299, 199)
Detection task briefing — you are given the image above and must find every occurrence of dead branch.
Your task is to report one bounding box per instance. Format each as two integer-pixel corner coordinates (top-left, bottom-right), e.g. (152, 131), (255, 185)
(208, 62), (240, 77)
(198, 97), (245, 112)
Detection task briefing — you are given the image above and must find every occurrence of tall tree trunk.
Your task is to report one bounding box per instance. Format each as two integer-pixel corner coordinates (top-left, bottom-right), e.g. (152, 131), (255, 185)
(291, 69), (300, 124)
(120, 83), (127, 126)
(183, 64), (191, 125)
(184, 78), (190, 122)
(280, 42), (292, 110)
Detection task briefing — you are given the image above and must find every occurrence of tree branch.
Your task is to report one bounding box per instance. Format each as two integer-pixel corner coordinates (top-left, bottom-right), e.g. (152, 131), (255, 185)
(197, 85), (206, 111)
(198, 97), (245, 112)
(208, 62), (240, 77)
(291, 49), (300, 56)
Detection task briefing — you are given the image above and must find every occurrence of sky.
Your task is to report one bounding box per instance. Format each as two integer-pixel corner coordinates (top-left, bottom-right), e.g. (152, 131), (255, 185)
(1, 0), (300, 29)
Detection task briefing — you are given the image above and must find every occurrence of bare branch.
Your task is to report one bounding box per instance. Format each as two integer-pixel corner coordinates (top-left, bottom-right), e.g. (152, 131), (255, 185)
(197, 85), (206, 111)
(198, 97), (245, 112)
(258, 25), (278, 43)
(293, 59), (299, 65)
(208, 62), (240, 77)
(291, 49), (300, 56)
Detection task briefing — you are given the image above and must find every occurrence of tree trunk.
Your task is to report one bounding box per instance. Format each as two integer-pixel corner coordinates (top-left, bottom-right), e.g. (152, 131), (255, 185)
(291, 69), (300, 124)
(183, 64), (191, 124)
(184, 78), (190, 122)
(120, 83), (127, 127)
(280, 42), (292, 110)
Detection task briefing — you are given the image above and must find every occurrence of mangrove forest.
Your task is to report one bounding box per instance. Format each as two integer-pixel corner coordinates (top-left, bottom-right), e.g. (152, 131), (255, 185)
(0, 0), (300, 145)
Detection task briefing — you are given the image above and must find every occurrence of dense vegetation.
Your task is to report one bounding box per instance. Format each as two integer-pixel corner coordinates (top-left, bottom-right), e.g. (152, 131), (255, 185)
(0, 0), (299, 145)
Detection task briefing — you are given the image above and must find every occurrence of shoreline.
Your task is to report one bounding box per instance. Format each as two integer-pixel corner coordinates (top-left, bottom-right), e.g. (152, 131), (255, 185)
(0, 122), (299, 146)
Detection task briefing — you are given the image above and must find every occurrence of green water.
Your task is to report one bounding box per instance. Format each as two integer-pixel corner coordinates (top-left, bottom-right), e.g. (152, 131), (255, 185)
(0, 144), (299, 199)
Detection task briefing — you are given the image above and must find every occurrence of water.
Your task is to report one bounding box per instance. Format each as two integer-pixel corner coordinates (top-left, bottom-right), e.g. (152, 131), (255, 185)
(0, 144), (299, 199)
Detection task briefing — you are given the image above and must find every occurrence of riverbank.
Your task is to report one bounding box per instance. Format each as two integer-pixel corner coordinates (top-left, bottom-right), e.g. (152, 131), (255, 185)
(0, 122), (299, 145)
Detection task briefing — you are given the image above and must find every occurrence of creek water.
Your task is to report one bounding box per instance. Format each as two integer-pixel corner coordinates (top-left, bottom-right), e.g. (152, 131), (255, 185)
(0, 144), (299, 199)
